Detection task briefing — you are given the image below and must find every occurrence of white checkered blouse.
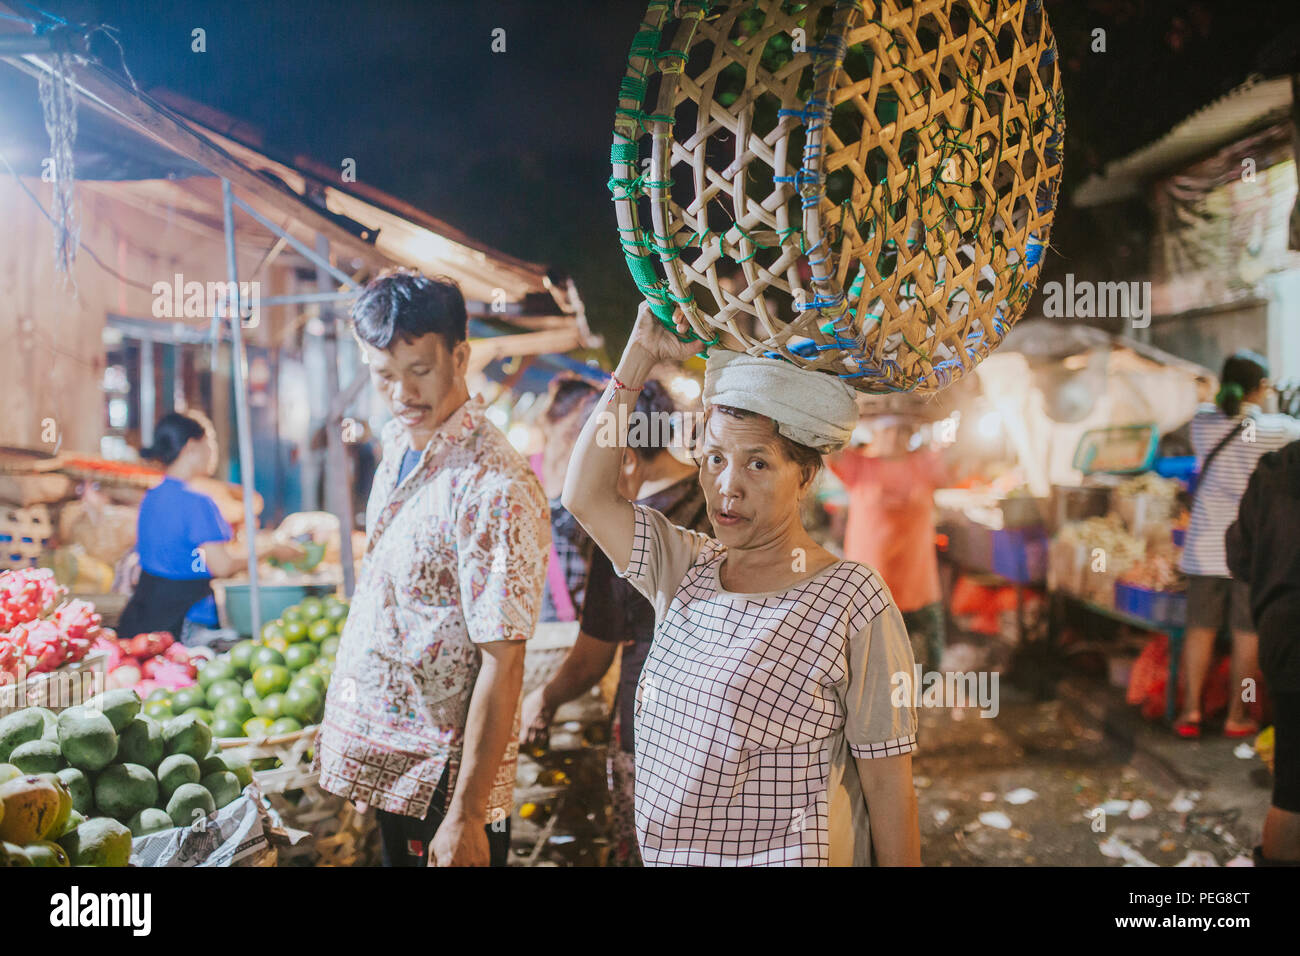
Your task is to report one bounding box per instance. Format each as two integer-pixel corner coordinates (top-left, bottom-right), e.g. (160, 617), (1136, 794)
(619, 504), (918, 866)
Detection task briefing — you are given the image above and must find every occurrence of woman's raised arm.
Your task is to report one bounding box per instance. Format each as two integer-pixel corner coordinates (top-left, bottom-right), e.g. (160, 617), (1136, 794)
(562, 302), (697, 571)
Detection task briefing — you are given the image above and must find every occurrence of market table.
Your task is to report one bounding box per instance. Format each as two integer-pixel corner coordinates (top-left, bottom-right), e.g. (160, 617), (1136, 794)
(1050, 590), (1186, 721)
(937, 518), (1048, 648)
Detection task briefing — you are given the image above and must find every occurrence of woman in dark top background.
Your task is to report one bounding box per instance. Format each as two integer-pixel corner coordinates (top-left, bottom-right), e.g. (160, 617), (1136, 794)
(118, 412), (301, 643)
(1227, 439), (1300, 864)
(519, 380), (707, 866)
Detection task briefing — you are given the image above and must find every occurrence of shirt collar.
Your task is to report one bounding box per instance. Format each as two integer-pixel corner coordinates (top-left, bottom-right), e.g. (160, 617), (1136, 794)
(382, 394), (487, 459)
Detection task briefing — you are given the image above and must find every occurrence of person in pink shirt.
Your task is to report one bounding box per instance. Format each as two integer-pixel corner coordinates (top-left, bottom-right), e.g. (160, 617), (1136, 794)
(829, 418), (948, 671)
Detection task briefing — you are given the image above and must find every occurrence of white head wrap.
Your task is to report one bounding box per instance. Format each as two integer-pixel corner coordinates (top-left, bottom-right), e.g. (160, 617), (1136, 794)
(702, 349), (859, 452)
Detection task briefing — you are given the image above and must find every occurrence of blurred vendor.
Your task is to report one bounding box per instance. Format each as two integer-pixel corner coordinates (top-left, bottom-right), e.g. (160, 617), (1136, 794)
(118, 412), (301, 643)
(829, 417), (948, 671)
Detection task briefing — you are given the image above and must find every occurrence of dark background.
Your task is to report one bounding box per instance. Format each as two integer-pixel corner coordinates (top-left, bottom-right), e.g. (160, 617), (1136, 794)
(26, 0), (1300, 351)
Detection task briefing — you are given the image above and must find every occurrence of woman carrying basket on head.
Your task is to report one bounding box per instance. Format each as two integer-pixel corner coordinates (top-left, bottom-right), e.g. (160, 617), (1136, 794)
(562, 303), (920, 867)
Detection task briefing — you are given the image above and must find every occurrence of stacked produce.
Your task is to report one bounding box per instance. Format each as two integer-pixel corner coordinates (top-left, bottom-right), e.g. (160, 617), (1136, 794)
(1118, 547), (1184, 592)
(1050, 515), (1146, 605)
(148, 595), (343, 745)
(1113, 472), (1183, 541)
(99, 630), (199, 698)
(1056, 515), (1145, 567)
(0, 569), (105, 686)
(0, 689), (250, 866)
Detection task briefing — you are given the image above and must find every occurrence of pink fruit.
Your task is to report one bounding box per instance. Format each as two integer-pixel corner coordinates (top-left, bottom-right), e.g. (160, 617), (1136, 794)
(95, 636), (123, 670)
(107, 664), (141, 690)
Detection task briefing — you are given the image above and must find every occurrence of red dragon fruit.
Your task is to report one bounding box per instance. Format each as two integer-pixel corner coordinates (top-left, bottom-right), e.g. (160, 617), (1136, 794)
(18, 619), (68, 673)
(0, 568), (66, 631)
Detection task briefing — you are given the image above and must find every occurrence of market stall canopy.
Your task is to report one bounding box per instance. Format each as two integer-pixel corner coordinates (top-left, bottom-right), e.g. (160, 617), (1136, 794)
(0, 31), (598, 347)
(1074, 75), (1293, 208)
(975, 320), (1214, 496)
(0, 65), (207, 180)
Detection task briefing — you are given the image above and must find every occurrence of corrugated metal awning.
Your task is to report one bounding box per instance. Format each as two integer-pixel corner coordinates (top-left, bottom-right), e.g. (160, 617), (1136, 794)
(1075, 75), (1294, 208)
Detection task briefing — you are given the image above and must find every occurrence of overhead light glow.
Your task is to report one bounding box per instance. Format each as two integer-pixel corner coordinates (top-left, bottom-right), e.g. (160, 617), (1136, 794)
(668, 375), (702, 403)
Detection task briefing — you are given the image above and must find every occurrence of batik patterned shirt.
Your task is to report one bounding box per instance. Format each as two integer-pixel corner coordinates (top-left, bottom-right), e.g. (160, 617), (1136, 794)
(316, 395), (549, 821)
(619, 504), (918, 866)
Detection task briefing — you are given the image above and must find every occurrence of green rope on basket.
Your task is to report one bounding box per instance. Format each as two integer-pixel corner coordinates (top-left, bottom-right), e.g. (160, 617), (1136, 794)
(614, 107), (676, 135)
(608, 174), (646, 201)
(610, 141), (639, 165)
(619, 75), (649, 104)
(629, 27), (662, 61)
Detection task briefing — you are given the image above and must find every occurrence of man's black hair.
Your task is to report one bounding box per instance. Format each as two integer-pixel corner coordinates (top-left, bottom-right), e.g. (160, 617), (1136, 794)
(351, 270), (468, 353)
(546, 376), (601, 423)
(629, 379), (678, 461)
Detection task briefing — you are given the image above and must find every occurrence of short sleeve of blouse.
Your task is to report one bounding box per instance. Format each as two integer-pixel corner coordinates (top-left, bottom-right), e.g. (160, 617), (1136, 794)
(844, 597), (919, 759)
(615, 503), (711, 623)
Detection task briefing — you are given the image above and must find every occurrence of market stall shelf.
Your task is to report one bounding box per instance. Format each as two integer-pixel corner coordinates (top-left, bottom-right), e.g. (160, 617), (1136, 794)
(0, 504), (53, 571)
(0, 649), (108, 719)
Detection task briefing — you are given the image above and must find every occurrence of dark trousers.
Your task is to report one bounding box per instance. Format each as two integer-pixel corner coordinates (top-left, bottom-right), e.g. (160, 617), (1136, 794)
(375, 768), (511, 867)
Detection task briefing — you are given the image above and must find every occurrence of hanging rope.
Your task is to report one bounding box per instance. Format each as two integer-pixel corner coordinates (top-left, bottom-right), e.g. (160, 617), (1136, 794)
(38, 51), (79, 283)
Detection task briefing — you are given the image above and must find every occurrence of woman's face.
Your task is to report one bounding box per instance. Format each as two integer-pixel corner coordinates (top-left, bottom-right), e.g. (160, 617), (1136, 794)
(182, 432), (217, 476)
(699, 410), (812, 550)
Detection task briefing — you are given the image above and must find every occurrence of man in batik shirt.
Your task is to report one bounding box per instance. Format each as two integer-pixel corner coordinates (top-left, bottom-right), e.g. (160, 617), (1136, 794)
(317, 271), (549, 867)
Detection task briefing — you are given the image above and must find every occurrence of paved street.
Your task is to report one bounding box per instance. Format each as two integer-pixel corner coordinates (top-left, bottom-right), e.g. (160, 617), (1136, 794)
(914, 671), (1268, 867)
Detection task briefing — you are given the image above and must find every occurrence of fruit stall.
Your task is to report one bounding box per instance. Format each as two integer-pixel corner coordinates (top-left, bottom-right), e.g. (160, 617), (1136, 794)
(0, 565), (360, 867)
(1046, 426), (1193, 720)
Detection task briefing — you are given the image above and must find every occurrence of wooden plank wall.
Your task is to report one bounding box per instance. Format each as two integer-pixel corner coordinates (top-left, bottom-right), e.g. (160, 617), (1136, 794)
(0, 176), (289, 458)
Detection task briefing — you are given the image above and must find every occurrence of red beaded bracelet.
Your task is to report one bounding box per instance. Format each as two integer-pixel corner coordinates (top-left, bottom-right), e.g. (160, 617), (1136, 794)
(608, 374), (644, 398)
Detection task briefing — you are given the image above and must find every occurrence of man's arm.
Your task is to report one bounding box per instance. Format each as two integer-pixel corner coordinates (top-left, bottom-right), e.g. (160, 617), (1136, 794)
(562, 302), (698, 572)
(520, 633), (618, 745)
(433, 640), (525, 866)
(856, 753), (921, 865)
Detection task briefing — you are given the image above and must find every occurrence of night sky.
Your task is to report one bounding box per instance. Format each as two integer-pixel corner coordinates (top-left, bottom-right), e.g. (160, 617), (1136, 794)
(26, 0), (1300, 351)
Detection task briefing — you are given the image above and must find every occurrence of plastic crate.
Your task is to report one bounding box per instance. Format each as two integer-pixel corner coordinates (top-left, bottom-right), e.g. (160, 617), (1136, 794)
(1114, 582), (1186, 627)
(992, 528), (1048, 584)
(221, 583), (337, 637)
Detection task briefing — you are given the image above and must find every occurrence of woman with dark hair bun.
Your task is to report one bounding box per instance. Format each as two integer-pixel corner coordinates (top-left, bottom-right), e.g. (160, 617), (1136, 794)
(118, 412), (302, 643)
(1175, 351), (1300, 739)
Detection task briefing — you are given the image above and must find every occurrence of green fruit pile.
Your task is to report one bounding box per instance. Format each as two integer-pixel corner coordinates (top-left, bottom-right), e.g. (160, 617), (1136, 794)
(0, 689), (252, 865)
(187, 594), (344, 742)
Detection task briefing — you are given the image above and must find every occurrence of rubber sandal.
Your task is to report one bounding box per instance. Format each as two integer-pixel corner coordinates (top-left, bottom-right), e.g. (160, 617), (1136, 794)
(1173, 719), (1201, 739)
(1224, 722), (1259, 739)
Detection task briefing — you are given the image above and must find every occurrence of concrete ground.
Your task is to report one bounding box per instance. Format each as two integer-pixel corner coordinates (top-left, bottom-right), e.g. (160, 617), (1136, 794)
(914, 674), (1270, 866)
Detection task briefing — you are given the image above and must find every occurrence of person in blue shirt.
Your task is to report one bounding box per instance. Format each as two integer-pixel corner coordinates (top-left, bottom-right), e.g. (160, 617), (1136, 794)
(118, 412), (301, 642)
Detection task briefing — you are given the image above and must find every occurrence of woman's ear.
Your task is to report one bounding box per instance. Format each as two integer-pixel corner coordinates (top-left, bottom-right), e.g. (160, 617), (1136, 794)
(797, 463), (818, 498)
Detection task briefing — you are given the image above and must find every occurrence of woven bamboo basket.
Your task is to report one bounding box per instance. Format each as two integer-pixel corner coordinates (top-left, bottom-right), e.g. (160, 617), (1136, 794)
(611, 0), (1063, 393)
(0, 504), (53, 570)
(216, 724), (380, 866)
(265, 787), (380, 867)
(217, 725), (319, 793)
